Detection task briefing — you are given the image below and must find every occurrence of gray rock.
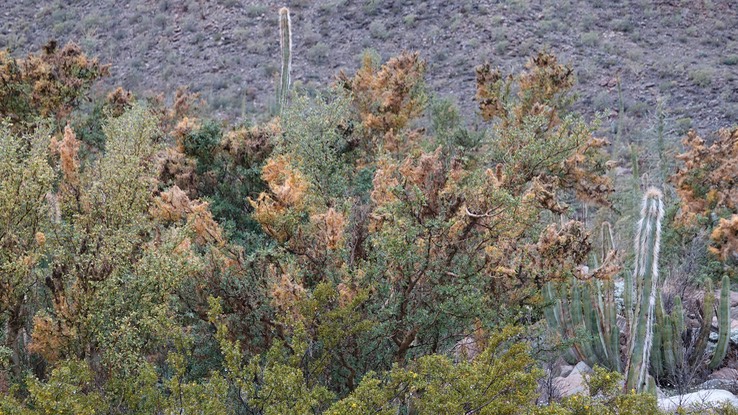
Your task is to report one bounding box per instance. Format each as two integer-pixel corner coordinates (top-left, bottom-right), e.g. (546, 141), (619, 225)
(552, 362), (593, 398)
(553, 372), (587, 398)
(559, 364), (574, 378)
(698, 379), (738, 395)
(572, 361), (593, 376)
(709, 367), (738, 381)
(659, 389), (738, 412)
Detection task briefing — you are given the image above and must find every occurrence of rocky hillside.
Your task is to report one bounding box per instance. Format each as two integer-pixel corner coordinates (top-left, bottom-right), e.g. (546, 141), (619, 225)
(3, 0), (737, 138)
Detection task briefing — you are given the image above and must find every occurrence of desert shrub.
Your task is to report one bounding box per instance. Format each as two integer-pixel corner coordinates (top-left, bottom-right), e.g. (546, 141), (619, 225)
(369, 21), (388, 40)
(672, 128), (738, 272)
(244, 50), (616, 399)
(689, 68), (713, 87)
(11, 38), (737, 413)
(327, 326), (541, 415)
(307, 42), (330, 64)
(0, 40), (108, 129)
(722, 55), (738, 66)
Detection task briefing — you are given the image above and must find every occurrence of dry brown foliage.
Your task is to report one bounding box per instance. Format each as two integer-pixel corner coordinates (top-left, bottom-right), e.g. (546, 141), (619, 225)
(49, 124), (81, 186)
(530, 175), (568, 214)
(338, 51), (426, 153)
(260, 154), (308, 207)
(370, 158), (401, 207)
(156, 147), (198, 196)
(475, 64), (506, 121)
(535, 220), (621, 282)
(710, 215), (738, 262)
(475, 51), (613, 209)
(147, 86), (204, 138)
(221, 119), (279, 165)
(153, 185), (224, 245)
(673, 128), (738, 262)
(28, 309), (76, 364)
(249, 155), (309, 242)
(270, 272), (306, 323)
(397, 146), (447, 218)
(536, 220), (592, 280)
(310, 208), (346, 250)
(561, 137), (614, 206)
(673, 128), (738, 219)
(172, 117), (201, 151)
(516, 51), (574, 114)
(0, 40), (109, 125)
(106, 86), (133, 116)
(476, 51), (573, 125)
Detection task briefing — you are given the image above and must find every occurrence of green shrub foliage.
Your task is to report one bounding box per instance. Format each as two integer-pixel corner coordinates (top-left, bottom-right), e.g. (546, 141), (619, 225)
(0, 41), (734, 415)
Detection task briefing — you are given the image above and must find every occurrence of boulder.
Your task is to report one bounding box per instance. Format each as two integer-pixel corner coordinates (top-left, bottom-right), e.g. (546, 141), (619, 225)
(552, 362), (592, 398)
(698, 368), (738, 394)
(558, 364), (574, 378)
(572, 361), (594, 375)
(709, 367), (738, 381)
(553, 372), (587, 398)
(659, 389), (738, 412)
(698, 379), (738, 395)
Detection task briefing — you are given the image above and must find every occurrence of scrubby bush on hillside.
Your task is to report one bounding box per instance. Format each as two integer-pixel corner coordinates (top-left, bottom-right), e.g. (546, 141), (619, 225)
(1, 39), (737, 414)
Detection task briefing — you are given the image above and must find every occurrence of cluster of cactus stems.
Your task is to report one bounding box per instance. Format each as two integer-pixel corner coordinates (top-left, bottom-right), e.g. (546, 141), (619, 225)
(277, 7), (292, 116)
(625, 188), (664, 392)
(545, 188), (731, 393)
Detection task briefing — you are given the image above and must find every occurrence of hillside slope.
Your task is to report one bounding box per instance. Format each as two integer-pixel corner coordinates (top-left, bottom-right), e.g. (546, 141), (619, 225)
(3, 0), (737, 137)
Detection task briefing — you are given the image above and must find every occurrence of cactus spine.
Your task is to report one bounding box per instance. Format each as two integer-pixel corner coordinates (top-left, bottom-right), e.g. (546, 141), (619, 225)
(625, 188), (663, 392)
(709, 275), (731, 369)
(277, 7), (292, 116)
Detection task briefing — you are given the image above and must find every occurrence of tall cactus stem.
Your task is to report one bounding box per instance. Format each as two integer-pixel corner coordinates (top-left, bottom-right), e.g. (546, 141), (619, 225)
(671, 296), (685, 371)
(601, 221), (615, 262)
(546, 283), (578, 364)
(625, 188), (663, 393)
(606, 280), (621, 371)
(583, 283), (608, 365)
(624, 261), (634, 331)
(658, 294), (675, 378)
(650, 294), (663, 379)
(544, 283), (575, 364)
(277, 7), (292, 115)
(690, 279), (715, 366)
(709, 275), (731, 369)
(571, 282), (597, 366)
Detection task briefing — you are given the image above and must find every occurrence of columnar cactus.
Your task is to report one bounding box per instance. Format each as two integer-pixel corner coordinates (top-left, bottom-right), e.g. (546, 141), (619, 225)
(660, 296), (679, 379)
(625, 188), (664, 392)
(691, 279), (714, 367)
(277, 7), (292, 115)
(650, 294), (664, 378)
(544, 188), (731, 391)
(709, 275), (731, 369)
(542, 222), (621, 371)
(671, 296), (685, 371)
(624, 261), (634, 329)
(649, 276), (730, 383)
